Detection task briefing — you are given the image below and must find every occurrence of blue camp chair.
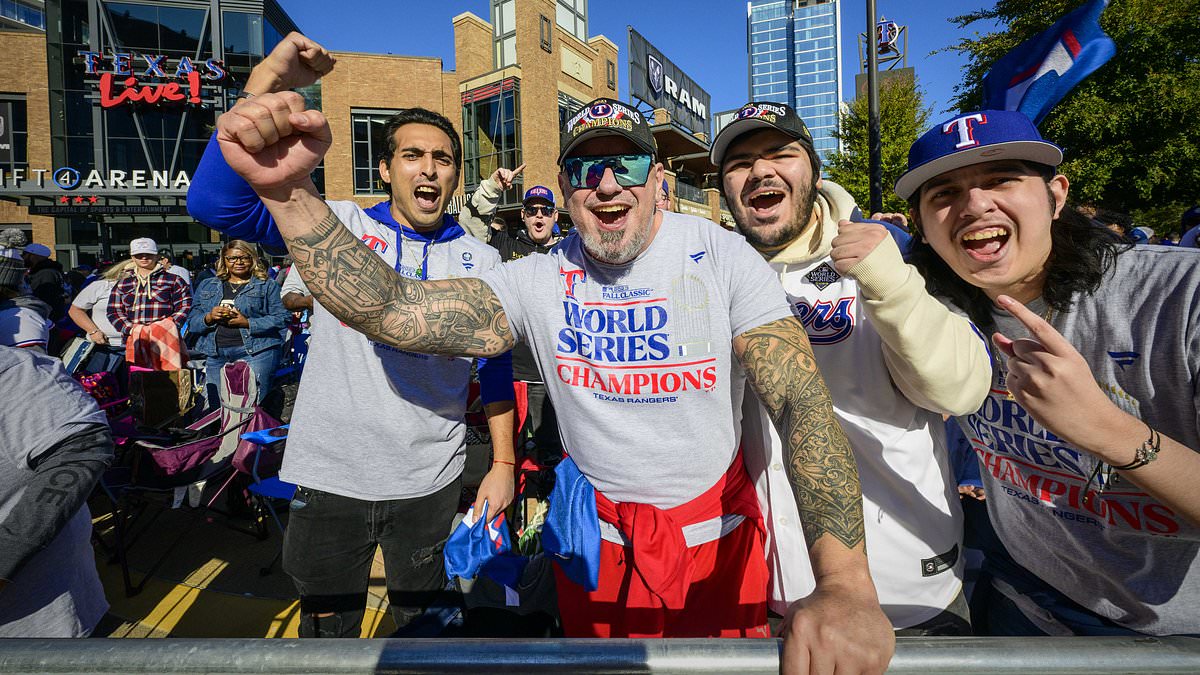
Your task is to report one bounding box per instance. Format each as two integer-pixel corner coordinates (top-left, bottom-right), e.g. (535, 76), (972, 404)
(238, 425), (294, 575)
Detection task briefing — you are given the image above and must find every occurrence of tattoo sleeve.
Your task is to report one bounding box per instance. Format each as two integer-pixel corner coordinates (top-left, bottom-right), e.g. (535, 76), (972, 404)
(283, 202), (515, 357)
(735, 317), (865, 550)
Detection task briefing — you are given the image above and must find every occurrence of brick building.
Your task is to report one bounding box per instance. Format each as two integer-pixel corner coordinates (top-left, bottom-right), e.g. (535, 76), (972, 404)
(0, 0), (729, 266)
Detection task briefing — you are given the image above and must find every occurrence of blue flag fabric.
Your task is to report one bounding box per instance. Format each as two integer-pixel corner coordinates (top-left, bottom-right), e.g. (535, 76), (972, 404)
(444, 501), (514, 582)
(982, 0), (1116, 125)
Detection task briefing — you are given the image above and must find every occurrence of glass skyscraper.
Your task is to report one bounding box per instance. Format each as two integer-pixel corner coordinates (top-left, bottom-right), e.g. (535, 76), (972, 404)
(747, 0), (843, 166)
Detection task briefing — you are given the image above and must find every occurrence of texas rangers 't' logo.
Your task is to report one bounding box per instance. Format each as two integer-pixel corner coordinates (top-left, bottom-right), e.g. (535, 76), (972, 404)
(559, 266), (586, 299)
(361, 234), (389, 254)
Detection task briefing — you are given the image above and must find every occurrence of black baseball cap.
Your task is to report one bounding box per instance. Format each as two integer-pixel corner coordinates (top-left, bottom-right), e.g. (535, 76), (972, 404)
(559, 98), (658, 163)
(710, 101), (815, 168)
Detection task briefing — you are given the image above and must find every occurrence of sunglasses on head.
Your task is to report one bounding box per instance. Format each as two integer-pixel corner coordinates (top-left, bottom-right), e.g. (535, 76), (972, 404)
(523, 205), (555, 216)
(563, 154), (654, 189)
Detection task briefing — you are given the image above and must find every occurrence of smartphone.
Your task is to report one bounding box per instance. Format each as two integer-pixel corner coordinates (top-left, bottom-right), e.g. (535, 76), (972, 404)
(219, 299), (236, 309)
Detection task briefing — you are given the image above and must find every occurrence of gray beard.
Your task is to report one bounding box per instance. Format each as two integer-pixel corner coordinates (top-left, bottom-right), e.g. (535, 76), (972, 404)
(580, 223), (651, 265)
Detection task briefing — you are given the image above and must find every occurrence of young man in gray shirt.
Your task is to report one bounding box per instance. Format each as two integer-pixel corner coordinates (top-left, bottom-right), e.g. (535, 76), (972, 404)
(899, 109), (1200, 636)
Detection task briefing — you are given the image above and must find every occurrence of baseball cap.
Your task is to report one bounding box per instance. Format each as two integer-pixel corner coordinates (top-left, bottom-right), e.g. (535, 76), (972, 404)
(559, 98), (657, 163)
(710, 101), (815, 168)
(22, 243), (52, 258)
(1128, 226), (1154, 245)
(523, 185), (555, 206)
(895, 110), (1063, 201)
(129, 237), (159, 256)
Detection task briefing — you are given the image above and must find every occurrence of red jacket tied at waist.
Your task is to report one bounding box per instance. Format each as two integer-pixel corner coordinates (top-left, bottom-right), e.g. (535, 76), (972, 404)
(593, 450), (761, 610)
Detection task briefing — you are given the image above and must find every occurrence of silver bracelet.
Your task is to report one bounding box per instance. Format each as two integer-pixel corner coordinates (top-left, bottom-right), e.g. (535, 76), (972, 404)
(1110, 424), (1161, 471)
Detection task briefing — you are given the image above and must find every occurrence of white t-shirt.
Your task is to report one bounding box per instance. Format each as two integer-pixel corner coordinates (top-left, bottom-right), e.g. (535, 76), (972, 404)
(279, 265), (310, 297)
(741, 255), (963, 627)
(70, 280), (122, 347)
(0, 305), (52, 350)
(480, 211), (793, 508)
(166, 265), (191, 285)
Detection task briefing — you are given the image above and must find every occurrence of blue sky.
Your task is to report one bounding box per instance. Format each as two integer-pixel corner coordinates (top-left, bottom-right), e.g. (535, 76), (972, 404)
(278, 0), (1000, 121)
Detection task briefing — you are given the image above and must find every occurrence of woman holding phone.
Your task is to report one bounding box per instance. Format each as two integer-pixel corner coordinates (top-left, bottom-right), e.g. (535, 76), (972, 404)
(188, 240), (289, 405)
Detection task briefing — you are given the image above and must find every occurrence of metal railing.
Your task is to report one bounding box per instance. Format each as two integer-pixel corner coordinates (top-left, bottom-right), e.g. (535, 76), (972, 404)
(2, 637), (1199, 673)
(674, 180), (706, 204)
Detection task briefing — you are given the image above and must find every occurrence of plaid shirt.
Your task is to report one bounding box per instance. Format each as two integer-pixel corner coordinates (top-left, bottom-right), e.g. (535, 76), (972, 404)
(107, 268), (192, 335)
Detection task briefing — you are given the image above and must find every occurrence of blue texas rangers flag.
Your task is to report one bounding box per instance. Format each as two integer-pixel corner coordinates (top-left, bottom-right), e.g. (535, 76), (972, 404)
(982, 0), (1116, 125)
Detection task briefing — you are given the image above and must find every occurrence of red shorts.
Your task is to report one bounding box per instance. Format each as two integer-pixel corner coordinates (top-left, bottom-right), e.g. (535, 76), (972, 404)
(554, 517), (770, 638)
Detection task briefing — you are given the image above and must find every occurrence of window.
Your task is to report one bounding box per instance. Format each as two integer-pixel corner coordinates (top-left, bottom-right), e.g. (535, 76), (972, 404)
(0, 0), (45, 29)
(462, 80), (522, 205)
(606, 59), (616, 90)
(223, 11), (264, 56)
(540, 15), (552, 53)
(556, 0), (586, 41)
(558, 91), (584, 133)
(0, 97), (28, 175)
(351, 110), (402, 195)
(491, 0), (517, 68)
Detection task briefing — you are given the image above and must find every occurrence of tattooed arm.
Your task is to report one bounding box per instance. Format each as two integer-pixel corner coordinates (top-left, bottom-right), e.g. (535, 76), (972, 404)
(734, 316), (893, 675)
(211, 94), (513, 358)
(279, 196), (513, 358)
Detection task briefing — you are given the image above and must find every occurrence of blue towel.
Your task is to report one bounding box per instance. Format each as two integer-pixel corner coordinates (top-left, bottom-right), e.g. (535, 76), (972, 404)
(541, 456), (601, 591)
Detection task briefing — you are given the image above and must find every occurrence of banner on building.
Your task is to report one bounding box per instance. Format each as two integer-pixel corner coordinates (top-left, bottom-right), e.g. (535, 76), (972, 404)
(0, 101), (12, 165)
(627, 28), (711, 135)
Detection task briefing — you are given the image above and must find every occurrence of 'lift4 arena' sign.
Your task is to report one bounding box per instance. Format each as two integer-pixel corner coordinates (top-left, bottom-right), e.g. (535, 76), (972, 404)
(77, 50), (227, 108)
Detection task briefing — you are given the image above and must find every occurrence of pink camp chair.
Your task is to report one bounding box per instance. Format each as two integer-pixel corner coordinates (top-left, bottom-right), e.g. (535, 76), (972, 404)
(95, 361), (262, 596)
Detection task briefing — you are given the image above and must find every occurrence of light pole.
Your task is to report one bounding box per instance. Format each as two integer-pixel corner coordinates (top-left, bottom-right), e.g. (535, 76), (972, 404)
(866, 0), (882, 213)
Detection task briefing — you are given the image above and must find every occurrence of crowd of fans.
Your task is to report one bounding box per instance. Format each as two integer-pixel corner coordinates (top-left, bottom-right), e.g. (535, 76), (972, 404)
(0, 34), (1196, 675)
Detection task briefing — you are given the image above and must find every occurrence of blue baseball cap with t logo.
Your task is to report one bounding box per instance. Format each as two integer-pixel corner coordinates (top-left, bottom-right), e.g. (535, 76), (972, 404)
(894, 110), (1063, 200)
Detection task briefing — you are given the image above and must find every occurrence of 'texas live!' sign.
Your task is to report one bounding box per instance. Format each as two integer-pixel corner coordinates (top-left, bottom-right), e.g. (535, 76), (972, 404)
(77, 50), (227, 108)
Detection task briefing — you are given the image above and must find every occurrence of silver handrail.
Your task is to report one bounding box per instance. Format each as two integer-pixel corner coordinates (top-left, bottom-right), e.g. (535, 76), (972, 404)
(1, 637), (1199, 673)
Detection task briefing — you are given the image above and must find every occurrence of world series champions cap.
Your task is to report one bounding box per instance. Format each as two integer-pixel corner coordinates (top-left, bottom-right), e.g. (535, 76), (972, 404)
(710, 101), (814, 167)
(895, 110), (1063, 200)
(559, 98), (657, 163)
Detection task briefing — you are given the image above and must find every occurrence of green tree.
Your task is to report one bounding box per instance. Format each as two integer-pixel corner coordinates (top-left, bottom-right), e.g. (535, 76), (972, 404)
(944, 0), (1200, 232)
(826, 73), (931, 215)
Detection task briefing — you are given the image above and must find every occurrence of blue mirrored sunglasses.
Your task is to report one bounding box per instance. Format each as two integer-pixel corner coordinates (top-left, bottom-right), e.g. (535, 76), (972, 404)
(563, 154), (654, 189)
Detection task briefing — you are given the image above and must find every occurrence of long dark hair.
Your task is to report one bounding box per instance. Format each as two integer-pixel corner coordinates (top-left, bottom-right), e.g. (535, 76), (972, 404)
(907, 166), (1130, 329)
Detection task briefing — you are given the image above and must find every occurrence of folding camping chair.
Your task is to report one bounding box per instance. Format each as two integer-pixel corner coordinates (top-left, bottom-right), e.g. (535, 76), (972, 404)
(237, 424), (293, 576)
(94, 360), (262, 597)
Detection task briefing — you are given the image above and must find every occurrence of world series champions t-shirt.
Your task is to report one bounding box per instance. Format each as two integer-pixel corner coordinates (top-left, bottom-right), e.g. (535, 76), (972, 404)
(955, 246), (1200, 635)
(481, 211), (793, 508)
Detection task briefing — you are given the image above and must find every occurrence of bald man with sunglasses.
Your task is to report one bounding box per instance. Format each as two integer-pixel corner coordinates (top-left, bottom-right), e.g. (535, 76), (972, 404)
(210, 93), (893, 673)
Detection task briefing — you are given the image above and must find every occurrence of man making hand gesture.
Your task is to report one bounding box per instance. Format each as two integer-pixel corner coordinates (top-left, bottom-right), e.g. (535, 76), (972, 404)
(901, 109), (1200, 637)
(188, 35), (517, 638)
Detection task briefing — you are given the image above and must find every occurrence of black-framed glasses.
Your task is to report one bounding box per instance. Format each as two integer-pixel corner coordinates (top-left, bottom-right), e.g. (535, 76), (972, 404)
(563, 154), (654, 189)
(225, 255), (251, 262)
(523, 205), (555, 217)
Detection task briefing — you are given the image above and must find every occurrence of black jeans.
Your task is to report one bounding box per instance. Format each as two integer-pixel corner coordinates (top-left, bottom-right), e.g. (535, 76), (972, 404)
(282, 477), (462, 638)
